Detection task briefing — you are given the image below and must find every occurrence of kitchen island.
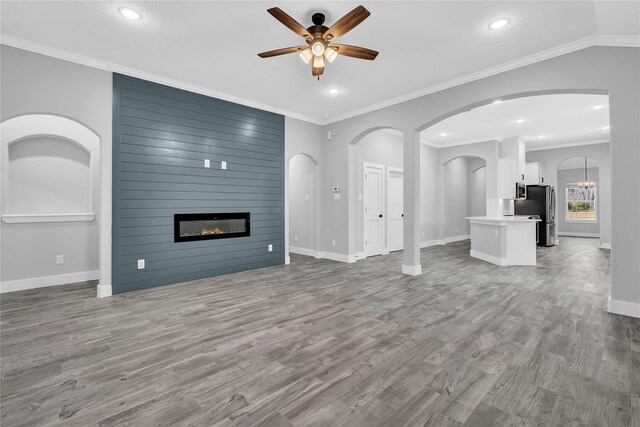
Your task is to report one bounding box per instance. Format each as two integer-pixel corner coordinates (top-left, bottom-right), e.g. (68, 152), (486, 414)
(466, 216), (541, 266)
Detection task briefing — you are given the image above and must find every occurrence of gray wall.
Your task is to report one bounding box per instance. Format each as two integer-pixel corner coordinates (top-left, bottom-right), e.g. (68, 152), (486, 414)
(557, 167), (600, 236)
(112, 74), (284, 294)
(284, 117), (324, 260)
(443, 157), (470, 239)
(289, 154), (316, 252)
(420, 144), (440, 243)
(0, 45), (111, 283)
(526, 143), (610, 245)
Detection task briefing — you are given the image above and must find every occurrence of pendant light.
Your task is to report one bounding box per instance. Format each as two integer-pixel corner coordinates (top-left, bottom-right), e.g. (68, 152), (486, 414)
(578, 157), (594, 200)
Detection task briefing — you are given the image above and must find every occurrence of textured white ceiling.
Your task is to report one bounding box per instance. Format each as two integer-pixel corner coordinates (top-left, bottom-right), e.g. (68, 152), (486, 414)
(421, 94), (610, 150)
(0, 1), (638, 124)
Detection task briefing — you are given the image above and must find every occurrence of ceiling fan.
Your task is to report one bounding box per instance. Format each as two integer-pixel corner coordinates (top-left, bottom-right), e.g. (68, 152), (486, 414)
(258, 5), (379, 78)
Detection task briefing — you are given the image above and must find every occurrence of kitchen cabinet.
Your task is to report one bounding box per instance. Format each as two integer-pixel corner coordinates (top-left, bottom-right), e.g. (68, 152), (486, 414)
(501, 138), (526, 181)
(497, 158), (516, 199)
(525, 162), (546, 185)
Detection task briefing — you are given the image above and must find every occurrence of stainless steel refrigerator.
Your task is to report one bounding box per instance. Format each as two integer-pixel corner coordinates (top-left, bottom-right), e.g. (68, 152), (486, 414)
(514, 185), (556, 246)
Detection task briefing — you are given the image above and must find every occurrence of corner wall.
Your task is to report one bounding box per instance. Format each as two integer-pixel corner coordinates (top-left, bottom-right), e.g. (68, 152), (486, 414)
(0, 45), (112, 292)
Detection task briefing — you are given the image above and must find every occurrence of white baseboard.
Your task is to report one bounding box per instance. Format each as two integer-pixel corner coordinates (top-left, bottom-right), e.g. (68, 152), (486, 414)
(402, 264), (422, 275)
(470, 250), (508, 266)
(1, 270), (100, 293)
(608, 296), (640, 318)
(289, 246), (317, 258)
(420, 240), (440, 248)
(96, 283), (112, 298)
(599, 243), (611, 249)
(558, 232), (599, 238)
(443, 234), (470, 244)
(354, 252), (366, 261)
(316, 251), (353, 263)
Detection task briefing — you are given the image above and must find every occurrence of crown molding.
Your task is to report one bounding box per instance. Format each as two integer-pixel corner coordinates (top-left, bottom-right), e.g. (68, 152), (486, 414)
(2, 33), (638, 127)
(324, 35), (640, 125)
(524, 138), (610, 152)
(594, 35), (640, 47)
(0, 34), (323, 125)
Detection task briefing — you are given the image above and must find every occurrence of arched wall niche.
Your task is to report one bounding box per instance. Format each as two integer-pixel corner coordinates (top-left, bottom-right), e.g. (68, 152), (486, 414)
(1, 114), (100, 223)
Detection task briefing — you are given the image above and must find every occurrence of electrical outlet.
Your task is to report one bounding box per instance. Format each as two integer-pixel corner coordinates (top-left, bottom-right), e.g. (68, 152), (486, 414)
(204, 159), (210, 168)
(221, 161), (227, 170)
(56, 255), (64, 265)
(137, 259), (145, 269)
(332, 239), (336, 246)
(294, 235), (298, 241)
(268, 244), (273, 252)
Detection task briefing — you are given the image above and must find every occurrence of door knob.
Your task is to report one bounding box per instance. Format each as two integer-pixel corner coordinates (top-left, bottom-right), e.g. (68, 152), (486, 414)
(379, 214), (383, 218)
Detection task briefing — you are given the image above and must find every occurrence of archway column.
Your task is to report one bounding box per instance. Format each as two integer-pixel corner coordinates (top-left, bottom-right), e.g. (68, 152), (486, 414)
(402, 129), (422, 275)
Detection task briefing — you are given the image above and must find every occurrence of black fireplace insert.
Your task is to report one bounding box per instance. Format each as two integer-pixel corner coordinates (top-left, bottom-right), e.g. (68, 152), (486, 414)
(174, 213), (250, 242)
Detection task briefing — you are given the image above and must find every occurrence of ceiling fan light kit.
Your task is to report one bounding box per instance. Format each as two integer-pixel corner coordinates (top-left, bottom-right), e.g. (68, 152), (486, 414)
(257, 5), (379, 78)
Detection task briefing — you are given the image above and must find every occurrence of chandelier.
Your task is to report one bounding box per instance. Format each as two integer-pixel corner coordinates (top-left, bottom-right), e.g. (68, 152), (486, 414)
(577, 157), (595, 200)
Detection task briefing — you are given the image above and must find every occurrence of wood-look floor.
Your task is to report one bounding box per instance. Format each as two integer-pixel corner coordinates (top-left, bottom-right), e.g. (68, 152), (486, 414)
(1, 237), (638, 426)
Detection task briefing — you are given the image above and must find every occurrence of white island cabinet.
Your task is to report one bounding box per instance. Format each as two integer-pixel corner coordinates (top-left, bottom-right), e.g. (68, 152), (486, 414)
(466, 216), (541, 266)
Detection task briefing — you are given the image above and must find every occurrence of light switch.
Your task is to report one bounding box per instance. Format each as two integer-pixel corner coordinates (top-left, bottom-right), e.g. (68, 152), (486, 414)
(305, 194), (309, 201)
(221, 161), (227, 170)
(333, 193), (341, 200)
(268, 244), (273, 252)
(204, 159), (210, 168)
(137, 259), (145, 269)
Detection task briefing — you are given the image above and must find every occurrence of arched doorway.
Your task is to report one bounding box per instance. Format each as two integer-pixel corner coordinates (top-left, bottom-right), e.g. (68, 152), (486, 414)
(348, 128), (404, 259)
(287, 153), (320, 260)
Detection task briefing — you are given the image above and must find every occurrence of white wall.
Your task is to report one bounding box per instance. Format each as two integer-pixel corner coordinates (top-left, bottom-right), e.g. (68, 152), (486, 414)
(526, 143), (610, 246)
(354, 130), (403, 254)
(289, 154), (316, 253)
(557, 167), (600, 236)
(0, 46), (112, 290)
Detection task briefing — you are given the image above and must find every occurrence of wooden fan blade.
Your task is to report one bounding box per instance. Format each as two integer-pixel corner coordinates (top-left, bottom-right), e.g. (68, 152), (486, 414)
(267, 8), (313, 41)
(323, 5), (370, 41)
(331, 44), (378, 60)
(312, 66), (325, 77)
(258, 46), (308, 58)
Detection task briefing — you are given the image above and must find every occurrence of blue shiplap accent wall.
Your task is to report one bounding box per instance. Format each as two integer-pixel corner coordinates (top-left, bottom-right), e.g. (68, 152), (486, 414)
(112, 74), (284, 294)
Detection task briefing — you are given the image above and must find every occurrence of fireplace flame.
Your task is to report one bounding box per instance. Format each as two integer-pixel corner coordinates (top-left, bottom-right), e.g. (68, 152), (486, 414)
(201, 227), (225, 235)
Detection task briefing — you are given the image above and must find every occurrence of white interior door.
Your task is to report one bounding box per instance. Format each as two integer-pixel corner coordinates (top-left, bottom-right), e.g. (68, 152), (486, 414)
(364, 163), (384, 257)
(387, 168), (403, 252)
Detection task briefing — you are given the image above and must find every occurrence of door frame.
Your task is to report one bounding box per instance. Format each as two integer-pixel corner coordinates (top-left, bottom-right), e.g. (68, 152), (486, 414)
(363, 162), (386, 258)
(386, 166), (404, 253)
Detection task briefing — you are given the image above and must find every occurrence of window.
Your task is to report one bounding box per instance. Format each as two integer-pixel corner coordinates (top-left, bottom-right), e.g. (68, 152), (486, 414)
(566, 183), (597, 221)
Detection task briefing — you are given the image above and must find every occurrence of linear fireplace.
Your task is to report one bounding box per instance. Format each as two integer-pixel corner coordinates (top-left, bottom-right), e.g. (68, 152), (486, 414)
(174, 213), (250, 242)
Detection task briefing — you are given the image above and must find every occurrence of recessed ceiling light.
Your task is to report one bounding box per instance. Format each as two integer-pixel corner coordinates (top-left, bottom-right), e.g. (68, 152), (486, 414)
(119, 7), (142, 20)
(601, 126), (610, 130)
(440, 132), (449, 137)
(515, 119), (525, 123)
(493, 99), (502, 104)
(489, 18), (510, 30)
(593, 105), (605, 110)
(328, 88), (340, 95)
(537, 135), (545, 139)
